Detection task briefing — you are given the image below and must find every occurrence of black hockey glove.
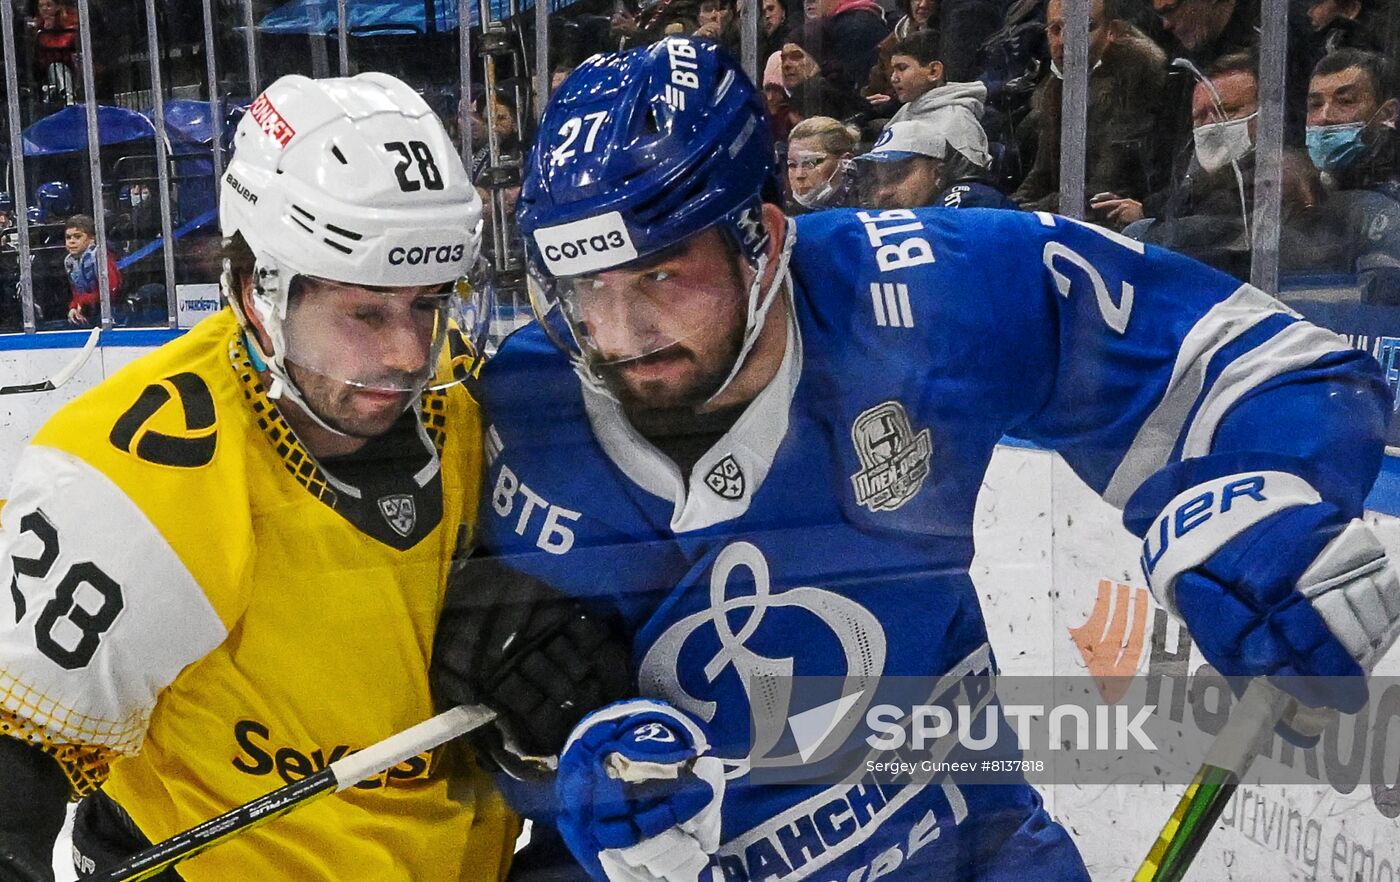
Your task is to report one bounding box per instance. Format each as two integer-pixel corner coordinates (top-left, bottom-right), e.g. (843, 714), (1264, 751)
(0, 736), (67, 882)
(431, 555), (633, 779)
(0, 854), (51, 882)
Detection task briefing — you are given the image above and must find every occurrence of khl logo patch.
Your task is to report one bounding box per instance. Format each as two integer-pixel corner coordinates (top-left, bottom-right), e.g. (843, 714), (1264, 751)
(705, 455), (746, 500)
(850, 401), (932, 512)
(378, 494), (417, 538)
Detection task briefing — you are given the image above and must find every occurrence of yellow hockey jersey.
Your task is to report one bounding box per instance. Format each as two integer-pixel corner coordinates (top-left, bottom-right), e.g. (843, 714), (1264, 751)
(0, 309), (517, 881)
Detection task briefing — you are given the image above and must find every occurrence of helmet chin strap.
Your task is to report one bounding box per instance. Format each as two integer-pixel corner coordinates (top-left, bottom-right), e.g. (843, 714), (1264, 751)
(704, 219), (796, 406)
(241, 327), (370, 439)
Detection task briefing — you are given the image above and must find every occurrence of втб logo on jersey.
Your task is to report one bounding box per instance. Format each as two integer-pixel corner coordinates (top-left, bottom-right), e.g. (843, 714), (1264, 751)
(640, 541), (887, 770)
(377, 494), (417, 538)
(849, 401), (931, 512)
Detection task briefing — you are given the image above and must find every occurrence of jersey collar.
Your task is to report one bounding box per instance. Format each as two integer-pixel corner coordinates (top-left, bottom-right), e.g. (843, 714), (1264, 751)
(580, 290), (803, 534)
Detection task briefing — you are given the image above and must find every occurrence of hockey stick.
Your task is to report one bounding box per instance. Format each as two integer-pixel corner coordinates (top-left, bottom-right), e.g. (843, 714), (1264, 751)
(1132, 679), (1294, 882)
(0, 328), (100, 395)
(84, 704), (497, 882)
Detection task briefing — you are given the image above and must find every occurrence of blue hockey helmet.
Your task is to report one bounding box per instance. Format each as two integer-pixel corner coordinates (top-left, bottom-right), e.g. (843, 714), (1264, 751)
(0, 192), (12, 214)
(518, 37), (790, 384)
(34, 181), (74, 221)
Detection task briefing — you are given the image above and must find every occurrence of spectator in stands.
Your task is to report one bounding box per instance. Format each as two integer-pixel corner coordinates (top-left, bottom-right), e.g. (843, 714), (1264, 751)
(865, 0), (936, 103)
(975, 0), (1051, 103)
(854, 117), (1016, 208)
(1150, 0), (1311, 173)
(935, 0), (1009, 82)
(802, 0), (889, 96)
(0, 193), (14, 253)
(62, 214), (120, 326)
(1012, 0), (1164, 217)
(550, 63), (575, 95)
(1278, 147), (1400, 304)
(29, 0), (78, 103)
(781, 25), (872, 121)
(1307, 49), (1399, 192)
(1102, 53), (1259, 278)
(695, 0), (743, 54)
(762, 0), (792, 59)
(878, 32), (991, 147)
(786, 116), (861, 211)
(780, 26), (823, 88)
(471, 86), (522, 183)
(1306, 0), (1385, 56)
(611, 0), (702, 49)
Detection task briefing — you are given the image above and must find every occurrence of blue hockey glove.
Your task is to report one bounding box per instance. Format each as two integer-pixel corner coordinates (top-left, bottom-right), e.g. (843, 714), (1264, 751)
(1128, 464), (1400, 715)
(556, 699), (725, 882)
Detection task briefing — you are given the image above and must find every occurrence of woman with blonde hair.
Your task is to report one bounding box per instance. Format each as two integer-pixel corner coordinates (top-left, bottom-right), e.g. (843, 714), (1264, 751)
(786, 116), (861, 211)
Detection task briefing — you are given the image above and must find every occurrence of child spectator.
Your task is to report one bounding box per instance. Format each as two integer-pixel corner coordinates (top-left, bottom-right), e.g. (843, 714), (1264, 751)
(882, 31), (990, 139)
(62, 214), (120, 326)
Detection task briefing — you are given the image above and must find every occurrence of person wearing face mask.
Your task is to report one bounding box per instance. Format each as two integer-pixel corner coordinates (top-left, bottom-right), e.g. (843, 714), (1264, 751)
(1012, 0), (1164, 218)
(1096, 52), (1260, 279)
(784, 116), (860, 212)
(1306, 49), (1399, 193)
(1290, 48), (1400, 305)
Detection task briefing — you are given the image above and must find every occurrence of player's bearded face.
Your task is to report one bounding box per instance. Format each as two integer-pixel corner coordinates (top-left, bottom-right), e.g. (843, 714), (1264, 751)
(576, 229), (749, 413)
(280, 279), (452, 437)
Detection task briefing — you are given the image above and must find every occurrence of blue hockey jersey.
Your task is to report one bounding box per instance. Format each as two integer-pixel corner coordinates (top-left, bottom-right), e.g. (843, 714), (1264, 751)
(474, 207), (1388, 882)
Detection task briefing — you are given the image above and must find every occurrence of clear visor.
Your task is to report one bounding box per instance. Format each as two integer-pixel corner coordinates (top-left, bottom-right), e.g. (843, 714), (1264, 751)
(853, 155), (944, 208)
(281, 259), (494, 395)
(527, 236), (746, 369)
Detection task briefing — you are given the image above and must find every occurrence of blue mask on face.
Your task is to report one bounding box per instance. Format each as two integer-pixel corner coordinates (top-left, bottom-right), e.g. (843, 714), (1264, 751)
(1306, 121), (1367, 172)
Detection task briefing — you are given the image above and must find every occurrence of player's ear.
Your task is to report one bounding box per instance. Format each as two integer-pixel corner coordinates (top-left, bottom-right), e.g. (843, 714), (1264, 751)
(760, 202), (787, 263)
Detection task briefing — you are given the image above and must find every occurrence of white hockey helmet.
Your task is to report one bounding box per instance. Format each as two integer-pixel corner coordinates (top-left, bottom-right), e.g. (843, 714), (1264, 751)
(219, 72), (485, 420)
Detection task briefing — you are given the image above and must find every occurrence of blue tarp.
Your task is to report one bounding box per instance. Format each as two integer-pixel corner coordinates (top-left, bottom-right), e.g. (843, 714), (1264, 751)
(158, 99), (217, 147)
(21, 105), (156, 157)
(258, 0), (576, 34)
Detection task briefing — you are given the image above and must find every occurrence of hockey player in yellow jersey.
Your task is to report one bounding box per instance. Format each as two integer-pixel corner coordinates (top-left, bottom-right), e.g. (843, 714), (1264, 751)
(0, 72), (525, 882)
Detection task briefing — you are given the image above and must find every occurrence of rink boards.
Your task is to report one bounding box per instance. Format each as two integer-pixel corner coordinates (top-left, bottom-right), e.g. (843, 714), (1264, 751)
(3, 330), (1400, 881)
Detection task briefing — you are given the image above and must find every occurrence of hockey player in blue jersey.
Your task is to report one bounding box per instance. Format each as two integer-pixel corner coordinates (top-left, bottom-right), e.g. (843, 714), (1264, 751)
(431, 36), (1400, 882)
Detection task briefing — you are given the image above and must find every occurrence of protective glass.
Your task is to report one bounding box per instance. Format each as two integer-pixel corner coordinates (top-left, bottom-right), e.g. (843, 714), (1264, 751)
(527, 230), (745, 369)
(789, 151), (851, 209)
(281, 259), (494, 395)
(1306, 118), (1374, 173)
(853, 156), (944, 209)
(1192, 113), (1256, 173)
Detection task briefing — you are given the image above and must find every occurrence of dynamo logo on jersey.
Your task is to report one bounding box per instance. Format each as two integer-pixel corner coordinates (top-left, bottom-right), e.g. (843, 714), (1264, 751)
(639, 541), (887, 770)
